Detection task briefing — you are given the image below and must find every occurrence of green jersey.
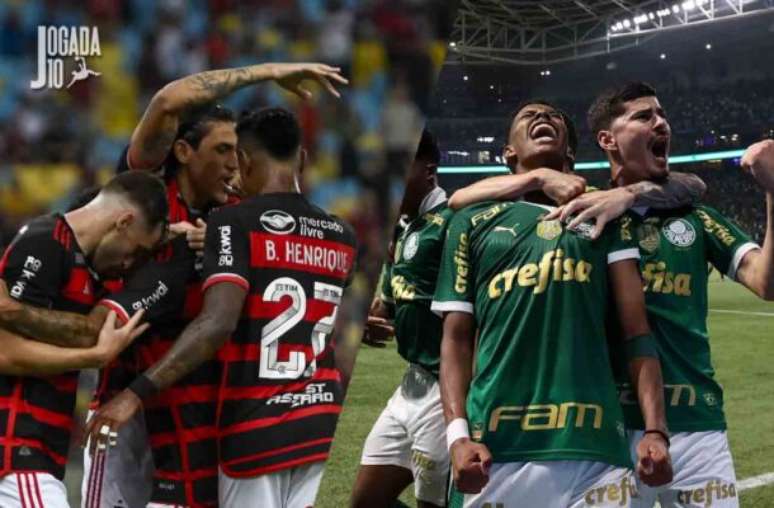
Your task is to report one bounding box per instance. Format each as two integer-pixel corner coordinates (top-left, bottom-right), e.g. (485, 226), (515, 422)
(382, 196), (455, 377)
(432, 200), (640, 468)
(610, 205), (758, 432)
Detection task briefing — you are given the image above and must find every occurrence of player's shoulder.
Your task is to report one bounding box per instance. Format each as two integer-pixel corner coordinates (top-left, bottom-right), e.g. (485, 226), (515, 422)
(13, 214), (67, 246)
(451, 200), (511, 226)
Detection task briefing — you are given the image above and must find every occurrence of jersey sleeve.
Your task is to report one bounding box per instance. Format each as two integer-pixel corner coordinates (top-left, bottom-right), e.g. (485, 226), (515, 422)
(696, 205), (759, 279)
(603, 213), (641, 265)
(0, 224), (67, 307)
(377, 261), (394, 304)
(115, 145), (131, 174)
(201, 208), (250, 292)
(98, 239), (191, 324)
(431, 211), (475, 315)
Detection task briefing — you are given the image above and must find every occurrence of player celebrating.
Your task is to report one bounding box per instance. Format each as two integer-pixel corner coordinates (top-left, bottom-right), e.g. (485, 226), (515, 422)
(89, 61), (347, 508)
(0, 172), (168, 508)
(351, 130), (453, 507)
(550, 82), (774, 508)
(432, 100), (673, 507)
(87, 107), (358, 508)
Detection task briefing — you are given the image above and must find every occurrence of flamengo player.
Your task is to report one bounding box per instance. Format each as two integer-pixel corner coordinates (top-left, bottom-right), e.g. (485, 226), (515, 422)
(84, 60), (347, 508)
(87, 108), (357, 507)
(0, 172), (167, 507)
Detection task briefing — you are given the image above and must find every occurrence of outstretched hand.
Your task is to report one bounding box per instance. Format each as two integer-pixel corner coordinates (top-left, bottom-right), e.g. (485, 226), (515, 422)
(272, 63), (349, 99)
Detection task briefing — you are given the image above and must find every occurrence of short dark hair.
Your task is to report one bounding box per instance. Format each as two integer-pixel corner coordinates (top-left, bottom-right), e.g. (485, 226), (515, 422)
(237, 107), (302, 160)
(415, 129), (440, 166)
(506, 99), (578, 155)
(587, 81), (657, 139)
(165, 103), (236, 172)
(102, 171), (168, 231)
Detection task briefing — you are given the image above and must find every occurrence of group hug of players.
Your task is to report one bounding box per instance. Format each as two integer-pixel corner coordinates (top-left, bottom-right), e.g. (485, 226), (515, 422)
(0, 62), (357, 507)
(353, 85), (774, 508)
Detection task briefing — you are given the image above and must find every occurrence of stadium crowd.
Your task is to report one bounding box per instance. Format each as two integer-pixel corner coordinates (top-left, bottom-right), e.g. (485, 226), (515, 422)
(0, 0), (449, 342)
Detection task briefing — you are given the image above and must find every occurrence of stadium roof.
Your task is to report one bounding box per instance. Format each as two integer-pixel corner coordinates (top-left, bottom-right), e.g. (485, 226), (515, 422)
(449, 0), (774, 65)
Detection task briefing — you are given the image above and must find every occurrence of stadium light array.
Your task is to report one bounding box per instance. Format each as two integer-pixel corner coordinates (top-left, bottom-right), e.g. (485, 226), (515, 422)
(437, 149), (746, 174)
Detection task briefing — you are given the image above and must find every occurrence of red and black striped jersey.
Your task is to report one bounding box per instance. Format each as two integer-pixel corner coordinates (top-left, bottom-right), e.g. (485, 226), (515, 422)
(0, 214), (101, 479)
(202, 192), (357, 478)
(95, 173), (221, 507)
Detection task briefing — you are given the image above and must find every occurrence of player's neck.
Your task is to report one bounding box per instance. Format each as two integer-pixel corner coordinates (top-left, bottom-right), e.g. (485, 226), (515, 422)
(176, 171), (209, 210)
(257, 166), (300, 195)
(64, 206), (110, 255)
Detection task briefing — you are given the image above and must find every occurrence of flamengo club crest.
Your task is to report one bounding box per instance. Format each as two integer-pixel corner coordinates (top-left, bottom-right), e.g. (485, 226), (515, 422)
(30, 26), (101, 90)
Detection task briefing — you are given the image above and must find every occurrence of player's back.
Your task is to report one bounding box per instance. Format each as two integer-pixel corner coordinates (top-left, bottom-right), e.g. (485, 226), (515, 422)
(203, 192), (357, 478)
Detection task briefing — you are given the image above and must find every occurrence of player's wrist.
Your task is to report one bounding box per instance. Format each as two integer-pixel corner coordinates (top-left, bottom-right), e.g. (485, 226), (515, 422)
(644, 428), (671, 447)
(127, 373), (159, 401)
(446, 417), (470, 451)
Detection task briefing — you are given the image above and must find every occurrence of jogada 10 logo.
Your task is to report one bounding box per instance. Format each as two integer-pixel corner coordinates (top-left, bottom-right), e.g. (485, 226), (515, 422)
(30, 25), (102, 90)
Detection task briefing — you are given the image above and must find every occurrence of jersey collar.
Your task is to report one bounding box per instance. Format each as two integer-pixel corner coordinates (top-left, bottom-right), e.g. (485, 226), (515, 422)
(419, 186), (448, 215)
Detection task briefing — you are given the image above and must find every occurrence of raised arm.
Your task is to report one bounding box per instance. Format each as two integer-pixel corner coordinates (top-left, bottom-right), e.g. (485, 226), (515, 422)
(128, 62), (348, 169)
(609, 259), (672, 487)
(0, 310), (146, 376)
(0, 280), (107, 348)
(448, 168), (586, 210)
(735, 140), (774, 300)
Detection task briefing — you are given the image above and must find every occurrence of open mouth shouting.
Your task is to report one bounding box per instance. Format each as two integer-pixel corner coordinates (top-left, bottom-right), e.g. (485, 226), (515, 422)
(650, 136), (670, 166)
(530, 120), (560, 143)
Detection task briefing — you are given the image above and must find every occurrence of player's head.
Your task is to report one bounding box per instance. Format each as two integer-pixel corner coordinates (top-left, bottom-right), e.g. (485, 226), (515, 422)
(403, 128), (440, 200)
(503, 99), (576, 174)
(88, 172), (169, 278)
(588, 81), (671, 184)
(168, 103), (240, 206)
(236, 107), (304, 196)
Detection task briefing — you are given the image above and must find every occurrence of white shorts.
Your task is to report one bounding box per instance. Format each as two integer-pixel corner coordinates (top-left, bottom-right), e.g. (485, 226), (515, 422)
(219, 462), (324, 508)
(81, 409), (154, 508)
(451, 460), (637, 508)
(0, 471), (69, 508)
(628, 430), (738, 507)
(360, 369), (449, 505)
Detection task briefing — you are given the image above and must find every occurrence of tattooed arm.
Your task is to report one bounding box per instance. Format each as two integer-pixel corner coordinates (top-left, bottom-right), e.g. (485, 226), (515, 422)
(0, 281), (108, 348)
(627, 172), (707, 208)
(142, 281), (245, 391)
(545, 172), (707, 239)
(0, 310), (146, 376)
(84, 282), (245, 441)
(128, 62), (348, 170)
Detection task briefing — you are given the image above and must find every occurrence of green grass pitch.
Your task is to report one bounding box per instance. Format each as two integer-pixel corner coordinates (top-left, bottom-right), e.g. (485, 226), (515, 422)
(316, 276), (774, 507)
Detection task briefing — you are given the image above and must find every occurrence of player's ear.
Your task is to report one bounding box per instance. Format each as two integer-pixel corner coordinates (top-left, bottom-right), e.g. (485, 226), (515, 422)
(115, 210), (135, 231)
(173, 139), (192, 165)
(298, 148), (307, 176)
(503, 144), (518, 170)
(237, 148), (250, 174)
(597, 129), (616, 152)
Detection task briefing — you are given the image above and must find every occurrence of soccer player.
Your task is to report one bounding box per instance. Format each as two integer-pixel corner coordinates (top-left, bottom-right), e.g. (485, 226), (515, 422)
(432, 100), (673, 507)
(550, 82), (774, 508)
(0, 171), (168, 508)
(87, 107), (358, 508)
(351, 130), (453, 507)
(89, 61), (346, 508)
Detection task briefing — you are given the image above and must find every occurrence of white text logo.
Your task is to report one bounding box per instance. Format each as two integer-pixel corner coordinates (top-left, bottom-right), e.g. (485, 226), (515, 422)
(31, 25), (101, 90)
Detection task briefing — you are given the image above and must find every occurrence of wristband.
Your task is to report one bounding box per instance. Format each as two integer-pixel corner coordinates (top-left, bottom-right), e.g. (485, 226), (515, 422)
(127, 374), (159, 401)
(644, 429), (671, 447)
(446, 418), (470, 451)
(625, 333), (659, 360)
